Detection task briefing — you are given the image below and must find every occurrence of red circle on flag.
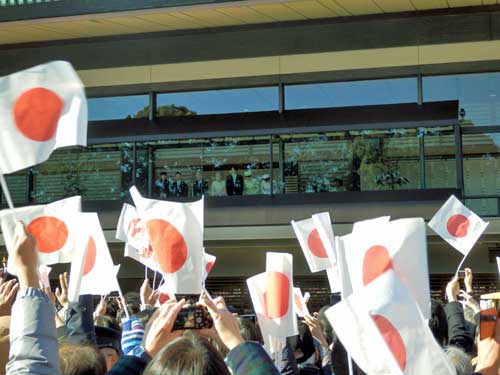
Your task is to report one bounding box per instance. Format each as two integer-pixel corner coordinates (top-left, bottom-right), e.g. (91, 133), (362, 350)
(294, 292), (303, 312)
(371, 314), (407, 371)
(307, 229), (328, 258)
(205, 261), (215, 274)
(265, 271), (290, 319)
(83, 236), (97, 276)
(13, 87), (63, 142)
(27, 216), (68, 253)
(146, 219), (187, 274)
(128, 218), (145, 240)
(362, 245), (393, 286)
(159, 292), (170, 305)
(446, 214), (470, 238)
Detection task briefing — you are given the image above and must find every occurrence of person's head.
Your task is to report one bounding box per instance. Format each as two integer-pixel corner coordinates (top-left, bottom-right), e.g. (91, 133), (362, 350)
(237, 316), (263, 344)
(143, 332), (230, 375)
(160, 172), (167, 181)
(123, 292), (141, 316)
(195, 170), (203, 180)
(135, 308), (157, 326)
(59, 342), (107, 375)
(429, 299), (448, 347)
(215, 172), (222, 181)
(230, 167), (237, 175)
(444, 346), (473, 375)
(289, 322), (316, 364)
(99, 347), (120, 372)
(175, 172), (182, 181)
(94, 315), (121, 331)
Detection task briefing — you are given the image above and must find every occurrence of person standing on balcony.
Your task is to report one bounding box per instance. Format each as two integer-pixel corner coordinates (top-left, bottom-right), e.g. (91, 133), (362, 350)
(243, 170), (260, 195)
(226, 166), (244, 196)
(192, 170), (209, 197)
(155, 171), (170, 199)
(211, 172), (227, 197)
(170, 172), (188, 197)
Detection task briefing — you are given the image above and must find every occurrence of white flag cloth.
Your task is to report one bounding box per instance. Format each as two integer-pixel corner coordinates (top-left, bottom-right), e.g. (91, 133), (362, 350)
(496, 257), (500, 277)
(39, 265), (52, 289)
(0, 61), (87, 174)
(247, 252), (298, 339)
(130, 186), (204, 294)
(116, 204), (159, 272)
(326, 271), (455, 375)
(293, 287), (310, 318)
(0, 196), (81, 272)
(68, 213), (120, 302)
(203, 251), (216, 281)
(312, 212), (336, 265)
(428, 195), (489, 256)
(337, 218), (431, 319)
(292, 216), (332, 272)
(352, 216), (390, 233)
(326, 266), (341, 294)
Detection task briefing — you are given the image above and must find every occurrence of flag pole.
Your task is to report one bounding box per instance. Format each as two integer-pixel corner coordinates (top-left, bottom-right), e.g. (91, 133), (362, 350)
(455, 255), (468, 276)
(117, 284), (130, 319)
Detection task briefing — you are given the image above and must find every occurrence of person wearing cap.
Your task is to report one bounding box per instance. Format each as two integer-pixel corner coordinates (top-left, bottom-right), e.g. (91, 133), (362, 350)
(243, 170), (260, 195)
(260, 174), (279, 195)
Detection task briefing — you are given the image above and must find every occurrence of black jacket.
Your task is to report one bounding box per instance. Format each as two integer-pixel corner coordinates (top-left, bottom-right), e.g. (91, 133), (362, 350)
(193, 179), (209, 197)
(444, 301), (474, 355)
(226, 174), (244, 195)
(170, 180), (188, 197)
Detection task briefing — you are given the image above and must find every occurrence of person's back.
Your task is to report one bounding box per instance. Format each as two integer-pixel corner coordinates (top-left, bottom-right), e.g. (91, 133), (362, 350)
(143, 332), (230, 375)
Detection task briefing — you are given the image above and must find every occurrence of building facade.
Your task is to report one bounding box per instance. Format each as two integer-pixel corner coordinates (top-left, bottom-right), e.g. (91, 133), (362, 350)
(2, 0), (500, 310)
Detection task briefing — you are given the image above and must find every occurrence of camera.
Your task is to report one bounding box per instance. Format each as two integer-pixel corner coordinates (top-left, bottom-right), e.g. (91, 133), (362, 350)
(172, 305), (213, 330)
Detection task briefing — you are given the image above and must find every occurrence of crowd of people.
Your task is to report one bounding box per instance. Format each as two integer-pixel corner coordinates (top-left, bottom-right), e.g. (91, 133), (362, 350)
(0, 221), (498, 375)
(155, 167), (281, 198)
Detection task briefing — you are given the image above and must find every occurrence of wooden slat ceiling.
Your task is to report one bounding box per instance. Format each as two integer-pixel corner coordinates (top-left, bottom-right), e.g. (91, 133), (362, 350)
(0, 0), (498, 46)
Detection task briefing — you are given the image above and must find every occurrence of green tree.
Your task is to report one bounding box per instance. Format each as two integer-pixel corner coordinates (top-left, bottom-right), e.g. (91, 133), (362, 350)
(128, 104), (197, 119)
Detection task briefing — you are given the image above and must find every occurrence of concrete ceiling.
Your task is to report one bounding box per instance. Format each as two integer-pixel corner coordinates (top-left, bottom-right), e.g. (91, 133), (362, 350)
(0, 0), (498, 46)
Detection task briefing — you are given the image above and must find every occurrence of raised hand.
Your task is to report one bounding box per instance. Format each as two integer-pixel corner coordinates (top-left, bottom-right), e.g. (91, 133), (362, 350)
(0, 279), (19, 316)
(464, 267), (473, 293)
(143, 298), (185, 356)
(11, 221), (38, 289)
(446, 276), (460, 302)
(140, 278), (159, 307)
(55, 272), (69, 309)
(199, 294), (244, 351)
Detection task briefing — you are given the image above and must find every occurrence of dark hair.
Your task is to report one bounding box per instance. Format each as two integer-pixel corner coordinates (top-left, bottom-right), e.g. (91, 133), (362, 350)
(160, 172), (167, 176)
(175, 171), (181, 176)
(429, 299), (448, 347)
(143, 333), (230, 375)
(59, 342), (107, 375)
(237, 317), (263, 344)
(94, 315), (121, 332)
(289, 322), (316, 364)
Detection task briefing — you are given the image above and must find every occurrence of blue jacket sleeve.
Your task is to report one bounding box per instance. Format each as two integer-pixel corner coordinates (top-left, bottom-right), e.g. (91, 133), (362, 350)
(6, 287), (62, 375)
(226, 341), (280, 375)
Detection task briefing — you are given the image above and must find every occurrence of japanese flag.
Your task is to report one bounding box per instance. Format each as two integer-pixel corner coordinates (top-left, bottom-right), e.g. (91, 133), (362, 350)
(0, 61), (87, 174)
(0, 196), (81, 272)
(337, 218), (431, 319)
(293, 287), (310, 318)
(203, 251), (216, 282)
(116, 204), (158, 272)
(428, 195), (488, 256)
(292, 215), (332, 272)
(130, 186), (204, 294)
(326, 271), (454, 375)
(68, 213), (120, 302)
(352, 216), (390, 233)
(312, 212), (336, 265)
(246, 252), (298, 339)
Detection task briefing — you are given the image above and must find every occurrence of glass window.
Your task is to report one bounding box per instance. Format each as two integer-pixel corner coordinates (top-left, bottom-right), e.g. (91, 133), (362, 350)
(88, 95), (149, 121)
(1, 170), (28, 205)
(422, 126), (457, 189)
(285, 78), (418, 110)
(424, 73), (500, 127)
(32, 144), (123, 203)
(156, 87), (279, 116)
(274, 128), (420, 194)
(462, 133), (500, 216)
(149, 136), (271, 198)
